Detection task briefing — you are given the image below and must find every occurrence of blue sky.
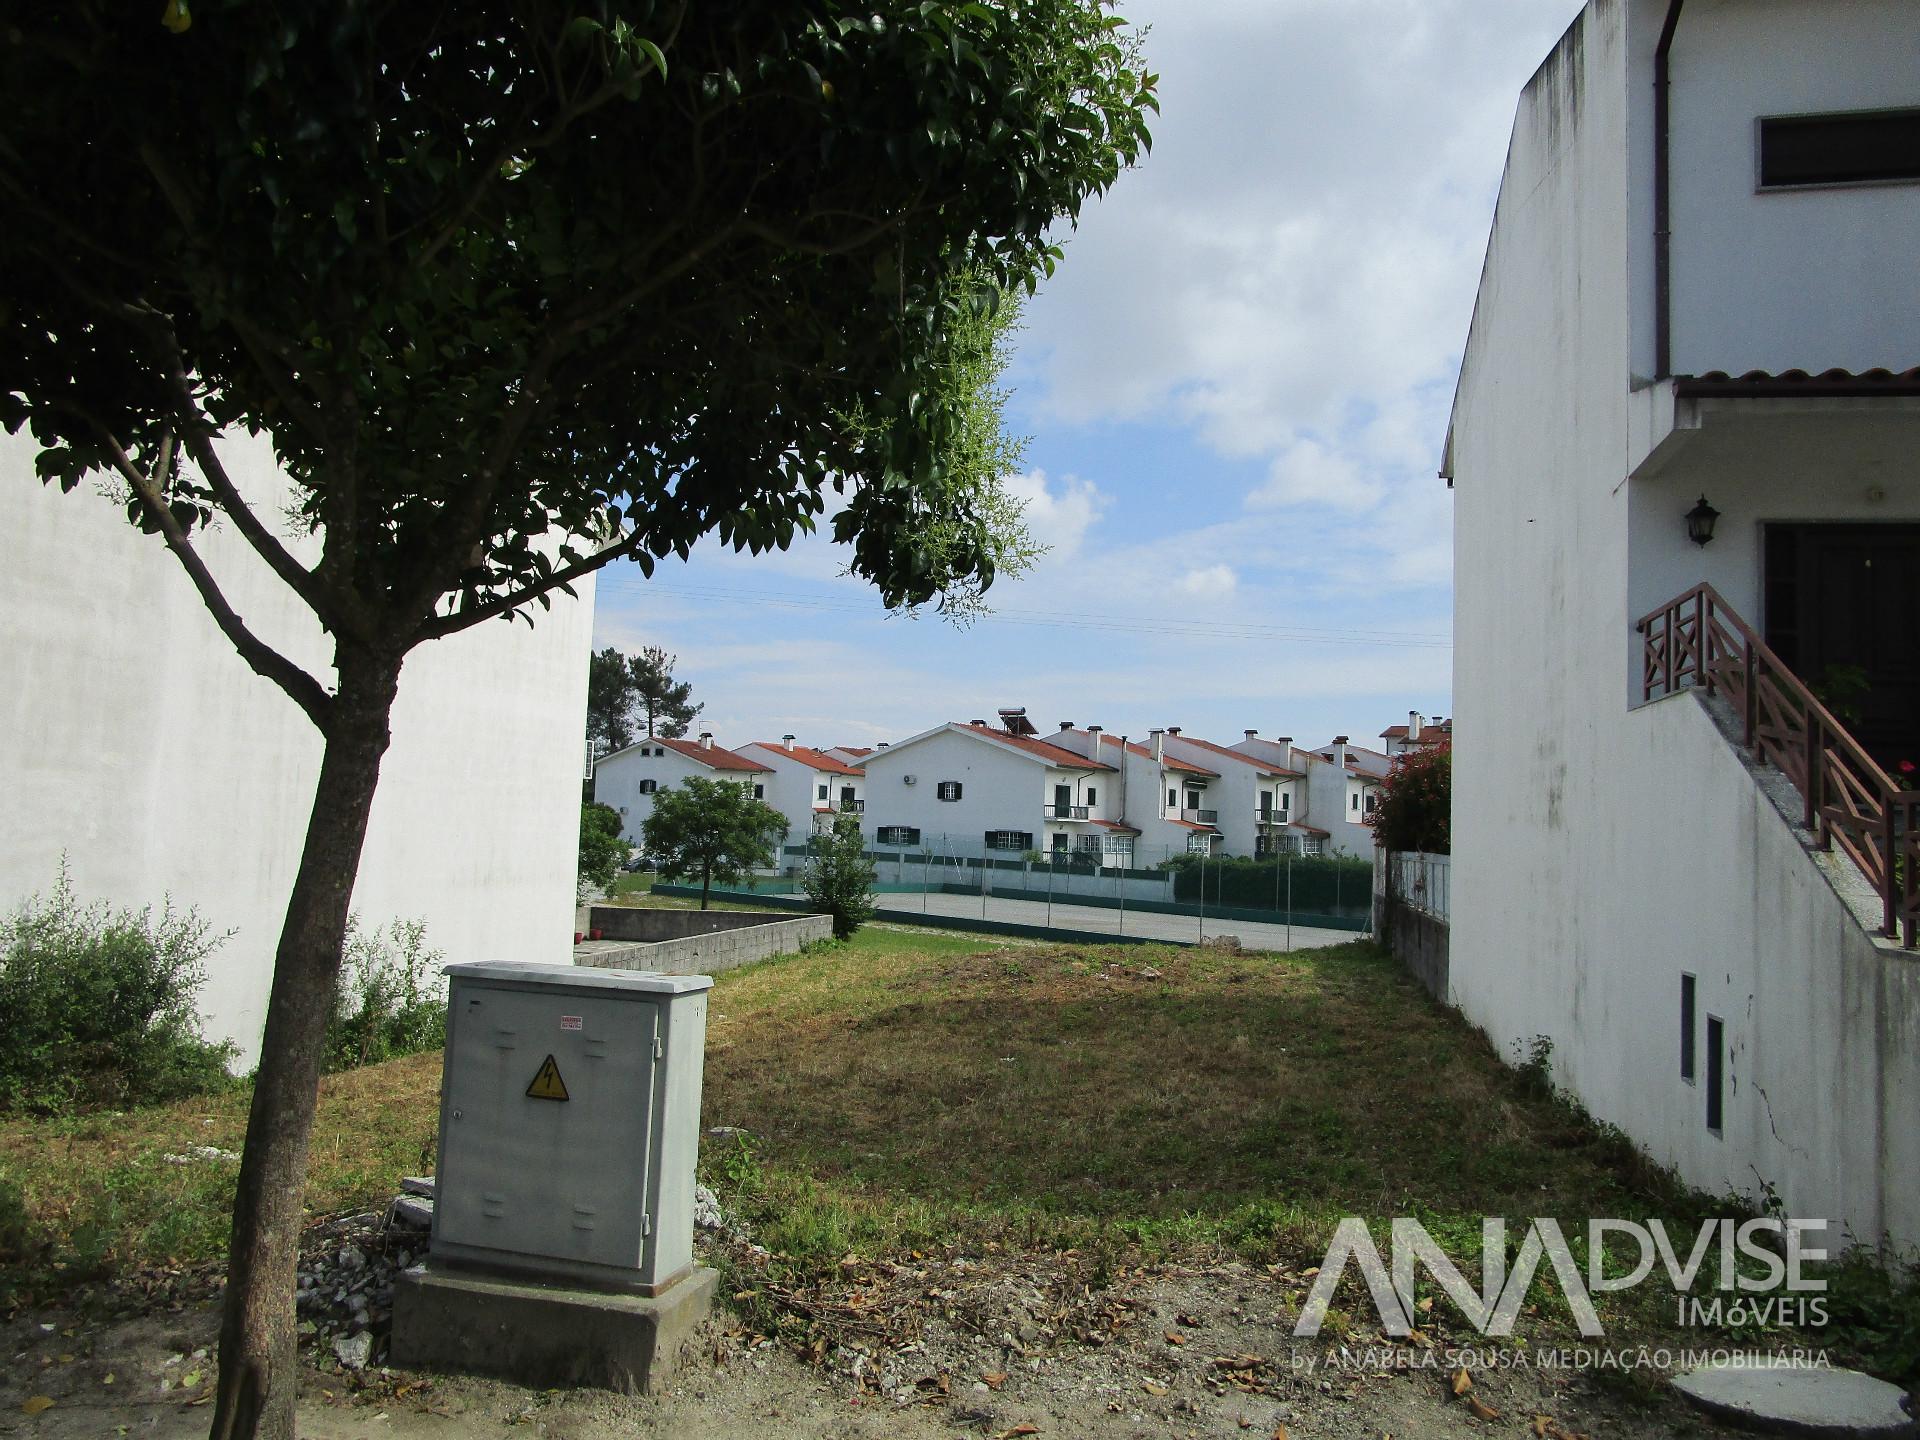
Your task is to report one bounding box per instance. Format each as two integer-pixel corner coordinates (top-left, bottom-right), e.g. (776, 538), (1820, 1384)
(593, 0), (1587, 754)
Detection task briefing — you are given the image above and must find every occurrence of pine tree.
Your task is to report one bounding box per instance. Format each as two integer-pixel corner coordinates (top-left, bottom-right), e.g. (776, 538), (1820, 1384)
(632, 647), (702, 739)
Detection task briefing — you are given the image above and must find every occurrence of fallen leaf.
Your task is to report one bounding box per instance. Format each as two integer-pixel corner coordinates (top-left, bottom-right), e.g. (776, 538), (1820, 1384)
(23, 1397), (55, 1415)
(1467, 1394), (1500, 1422)
(1164, 1331), (1186, 1346)
(1533, 1417), (1550, 1438)
(982, 1370), (1007, 1390)
(1142, 1379), (1168, 1396)
(102, 1373), (115, 1385)
(1451, 1366), (1473, 1396)
(1272, 1426), (1289, 1440)
(994, 1426), (1040, 1439)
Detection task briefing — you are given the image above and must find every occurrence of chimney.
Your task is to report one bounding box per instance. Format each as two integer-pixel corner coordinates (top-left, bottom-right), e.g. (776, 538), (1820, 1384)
(877, 742), (889, 748)
(699, 732), (714, 750)
(971, 719), (988, 727)
(1150, 728), (1165, 762)
(1409, 710), (1422, 736)
(1331, 736), (1349, 770)
(1059, 720), (1073, 731)
(782, 733), (796, 751)
(1244, 729), (1258, 740)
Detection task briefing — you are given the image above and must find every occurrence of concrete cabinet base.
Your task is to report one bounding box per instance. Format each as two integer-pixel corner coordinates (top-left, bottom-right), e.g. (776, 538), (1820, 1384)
(390, 1261), (718, 1395)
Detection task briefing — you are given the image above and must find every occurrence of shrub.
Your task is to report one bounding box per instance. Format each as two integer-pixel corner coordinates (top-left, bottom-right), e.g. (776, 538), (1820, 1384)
(0, 862), (236, 1114)
(578, 801), (627, 899)
(1161, 854), (1374, 914)
(803, 814), (878, 940)
(1373, 741), (1451, 854)
(324, 918), (446, 1072)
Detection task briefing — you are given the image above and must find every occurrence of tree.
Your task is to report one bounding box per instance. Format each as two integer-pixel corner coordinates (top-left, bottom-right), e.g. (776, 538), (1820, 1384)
(642, 777), (789, 909)
(1373, 743), (1452, 855)
(577, 802), (628, 898)
(1, 6), (1151, 1433)
(585, 646), (642, 756)
(631, 645), (702, 738)
(802, 812), (877, 939)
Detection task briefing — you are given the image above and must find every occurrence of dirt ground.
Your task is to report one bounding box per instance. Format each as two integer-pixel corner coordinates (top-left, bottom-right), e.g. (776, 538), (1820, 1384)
(3, 1253), (1744, 1440)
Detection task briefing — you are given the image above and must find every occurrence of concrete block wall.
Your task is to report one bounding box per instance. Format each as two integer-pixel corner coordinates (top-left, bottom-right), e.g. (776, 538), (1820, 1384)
(576, 909), (832, 977)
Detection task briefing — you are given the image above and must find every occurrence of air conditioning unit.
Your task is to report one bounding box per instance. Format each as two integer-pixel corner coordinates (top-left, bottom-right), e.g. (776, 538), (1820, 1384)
(903, 774), (917, 785)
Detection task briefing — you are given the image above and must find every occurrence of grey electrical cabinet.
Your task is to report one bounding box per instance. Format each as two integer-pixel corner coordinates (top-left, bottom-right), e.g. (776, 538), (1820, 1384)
(429, 962), (712, 1295)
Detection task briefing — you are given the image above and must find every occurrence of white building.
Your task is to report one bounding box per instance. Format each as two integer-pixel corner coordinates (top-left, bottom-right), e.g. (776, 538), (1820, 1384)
(591, 733), (775, 846)
(736, 738), (866, 840)
(857, 715), (1118, 857)
(1446, 0), (1920, 1244)
(1, 429), (592, 1065)
(1228, 733), (1379, 858)
(1378, 713), (1452, 759)
(1046, 725), (1228, 860)
(1152, 730), (1302, 858)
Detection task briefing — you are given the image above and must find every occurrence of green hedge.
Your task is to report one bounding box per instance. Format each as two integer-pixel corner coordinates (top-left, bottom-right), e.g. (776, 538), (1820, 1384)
(1161, 854), (1373, 913)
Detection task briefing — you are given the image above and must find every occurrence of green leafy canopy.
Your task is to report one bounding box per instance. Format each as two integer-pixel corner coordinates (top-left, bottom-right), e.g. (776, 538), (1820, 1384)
(641, 776), (789, 897)
(0, 0), (1156, 726)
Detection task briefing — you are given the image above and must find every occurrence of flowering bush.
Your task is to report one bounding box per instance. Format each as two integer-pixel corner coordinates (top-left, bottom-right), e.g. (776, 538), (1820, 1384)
(1373, 742), (1452, 854)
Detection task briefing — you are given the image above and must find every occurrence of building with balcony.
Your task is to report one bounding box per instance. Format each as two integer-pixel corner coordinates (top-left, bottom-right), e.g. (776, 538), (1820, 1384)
(737, 737), (867, 839)
(1227, 733), (1382, 858)
(1445, 0), (1920, 1244)
(1155, 730), (1304, 858)
(856, 712), (1118, 858)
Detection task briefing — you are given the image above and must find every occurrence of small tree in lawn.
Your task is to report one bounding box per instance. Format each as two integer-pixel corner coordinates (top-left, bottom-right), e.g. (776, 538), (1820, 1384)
(642, 778), (789, 910)
(1372, 743), (1452, 855)
(631, 646), (702, 739)
(803, 812), (877, 939)
(1, 8), (1151, 1434)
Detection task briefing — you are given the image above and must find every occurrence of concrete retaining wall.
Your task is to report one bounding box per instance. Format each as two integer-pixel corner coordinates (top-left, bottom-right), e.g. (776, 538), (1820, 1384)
(1383, 900), (1449, 1002)
(576, 908), (831, 977)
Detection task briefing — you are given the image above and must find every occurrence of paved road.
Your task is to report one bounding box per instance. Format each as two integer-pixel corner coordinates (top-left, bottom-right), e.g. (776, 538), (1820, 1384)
(875, 889), (1362, 952)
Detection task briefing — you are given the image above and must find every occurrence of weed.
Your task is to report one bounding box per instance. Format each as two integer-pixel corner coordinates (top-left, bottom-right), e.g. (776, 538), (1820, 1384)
(325, 917), (446, 1072)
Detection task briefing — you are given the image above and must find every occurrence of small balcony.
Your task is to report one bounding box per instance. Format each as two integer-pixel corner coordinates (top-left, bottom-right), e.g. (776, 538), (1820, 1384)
(1179, 807), (1219, 825)
(1256, 808), (1291, 828)
(836, 798), (865, 814)
(1047, 803), (1091, 820)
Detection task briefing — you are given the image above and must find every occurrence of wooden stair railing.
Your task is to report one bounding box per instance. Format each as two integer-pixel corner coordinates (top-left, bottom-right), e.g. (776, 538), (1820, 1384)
(1637, 583), (1917, 948)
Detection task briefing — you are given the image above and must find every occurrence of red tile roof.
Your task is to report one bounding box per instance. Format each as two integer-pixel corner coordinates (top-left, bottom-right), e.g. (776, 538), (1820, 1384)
(1167, 817), (1218, 831)
(1379, 725), (1410, 740)
(1163, 732), (1302, 778)
(654, 736), (770, 772)
(1675, 367), (1920, 398)
(744, 742), (864, 777)
(834, 746), (875, 757)
(963, 723), (1117, 771)
(1288, 823), (1331, 838)
(1090, 818), (1140, 833)
(1074, 730), (1217, 777)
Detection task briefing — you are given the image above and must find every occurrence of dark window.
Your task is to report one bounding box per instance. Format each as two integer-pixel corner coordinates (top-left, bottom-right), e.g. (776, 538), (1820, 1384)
(1086, 787), (1097, 806)
(1681, 974), (1696, 1081)
(817, 784), (828, 801)
(753, 784), (764, 799)
(985, 830), (1031, 851)
(1759, 109), (1920, 189)
(937, 781), (963, 801)
(638, 779), (657, 794)
(877, 826), (920, 846)
(1706, 1015), (1724, 1134)
(1167, 788), (1176, 808)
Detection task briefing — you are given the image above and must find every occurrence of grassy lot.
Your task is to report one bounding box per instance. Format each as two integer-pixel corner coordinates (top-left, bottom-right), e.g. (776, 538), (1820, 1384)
(602, 871), (793, 911)
(5, 927), (1902, 1366)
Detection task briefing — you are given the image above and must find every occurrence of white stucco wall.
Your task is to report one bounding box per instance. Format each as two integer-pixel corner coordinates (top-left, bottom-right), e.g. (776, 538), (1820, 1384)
(2, 430), (592, 1064)
(1665, 0), (1920, 377)
(1451, 0), (1920, 1243)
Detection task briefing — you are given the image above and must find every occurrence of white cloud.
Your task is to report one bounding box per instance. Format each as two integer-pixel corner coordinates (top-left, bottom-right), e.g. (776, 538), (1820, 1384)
(1003, 467), (1106, 561)
(1175, 564), (1238, 600)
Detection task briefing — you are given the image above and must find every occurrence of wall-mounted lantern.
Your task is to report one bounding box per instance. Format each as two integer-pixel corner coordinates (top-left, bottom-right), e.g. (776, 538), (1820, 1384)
(1685, 494), (1720, 548)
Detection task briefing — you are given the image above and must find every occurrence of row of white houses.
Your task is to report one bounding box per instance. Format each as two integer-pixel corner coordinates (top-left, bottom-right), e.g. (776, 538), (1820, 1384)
(592, 708), (1449, 863)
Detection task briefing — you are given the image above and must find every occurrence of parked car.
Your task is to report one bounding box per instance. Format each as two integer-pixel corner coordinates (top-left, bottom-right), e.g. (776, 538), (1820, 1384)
(620, 853), (653, 873)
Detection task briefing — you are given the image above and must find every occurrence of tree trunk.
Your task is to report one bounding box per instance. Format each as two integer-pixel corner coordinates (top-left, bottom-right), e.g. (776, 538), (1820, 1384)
(700, 863), (711, 910)
(209, 646), (404, 1440)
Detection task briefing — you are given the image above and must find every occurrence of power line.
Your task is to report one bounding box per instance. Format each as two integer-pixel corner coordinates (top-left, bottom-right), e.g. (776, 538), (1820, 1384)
(594, 576), (1453, 650)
